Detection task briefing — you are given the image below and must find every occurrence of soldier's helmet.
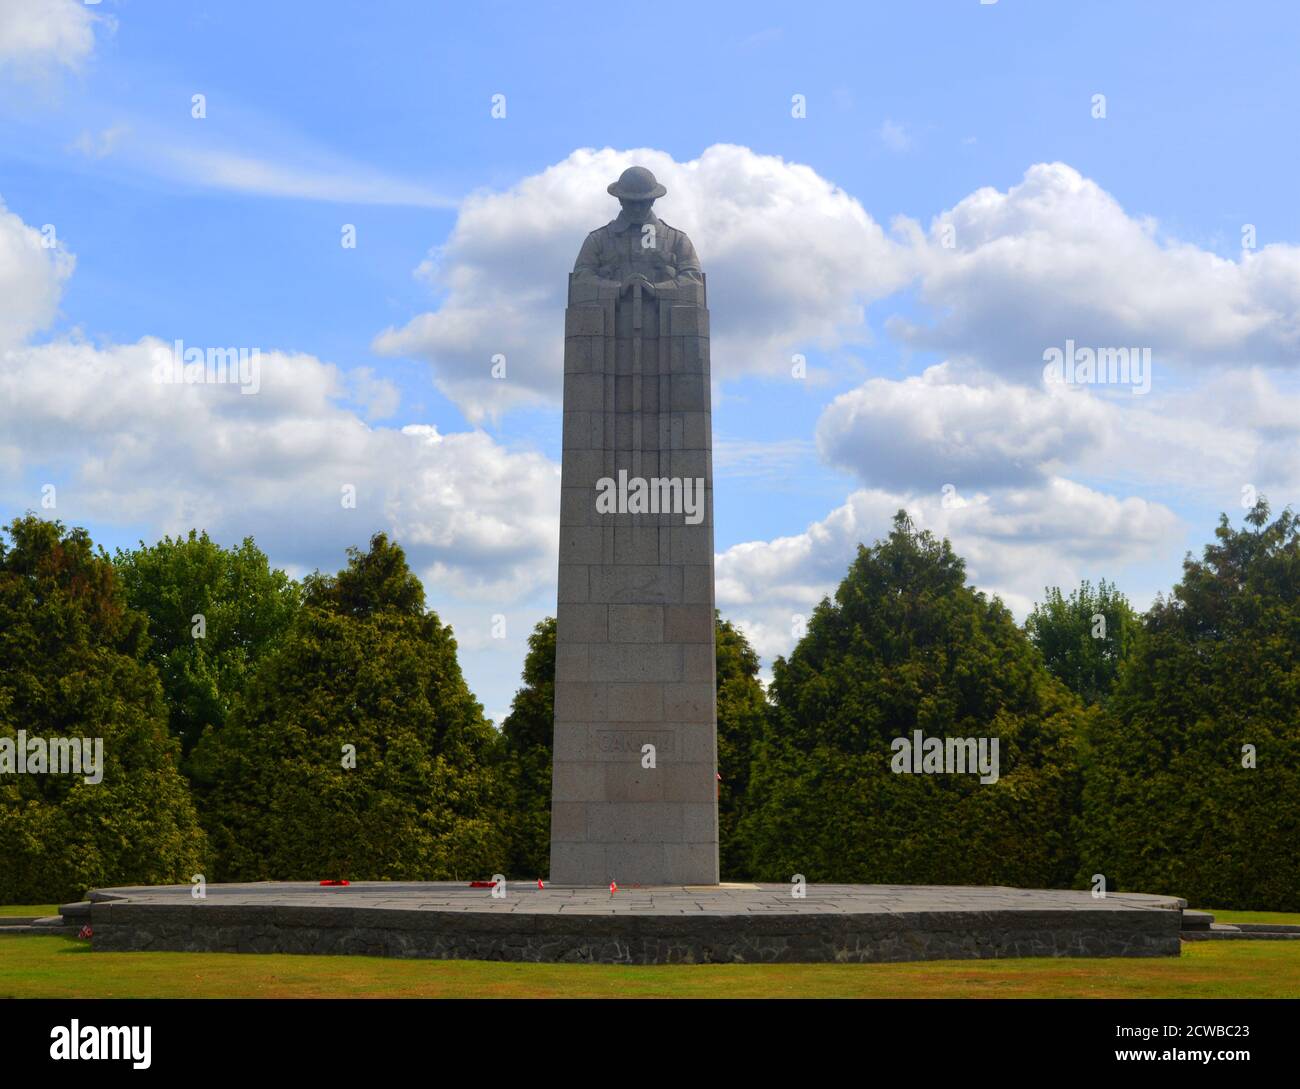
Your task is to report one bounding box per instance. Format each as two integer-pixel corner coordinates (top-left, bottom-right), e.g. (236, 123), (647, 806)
(607, 166), (667, 201)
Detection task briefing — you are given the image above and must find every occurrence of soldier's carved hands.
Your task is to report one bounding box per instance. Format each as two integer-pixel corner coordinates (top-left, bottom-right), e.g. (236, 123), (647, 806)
(620, 274), (655, 297)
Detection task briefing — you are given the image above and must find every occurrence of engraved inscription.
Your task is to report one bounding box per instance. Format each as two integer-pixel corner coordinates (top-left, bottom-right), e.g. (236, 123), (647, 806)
(596, 729), (676, 756)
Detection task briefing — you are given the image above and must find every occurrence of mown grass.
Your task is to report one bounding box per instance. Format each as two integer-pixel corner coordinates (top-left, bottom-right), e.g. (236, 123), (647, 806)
(0, 905), (58, 918)
(2, 934), (1297, 998)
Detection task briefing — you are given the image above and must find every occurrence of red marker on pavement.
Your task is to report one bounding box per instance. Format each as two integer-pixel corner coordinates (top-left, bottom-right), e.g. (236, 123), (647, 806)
(537, 878), (544, 889)
(610, 880), (618, 893)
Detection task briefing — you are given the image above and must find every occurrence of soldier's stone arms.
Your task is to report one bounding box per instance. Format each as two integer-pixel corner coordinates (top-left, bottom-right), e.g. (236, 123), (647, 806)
(572, 221), (703, 295)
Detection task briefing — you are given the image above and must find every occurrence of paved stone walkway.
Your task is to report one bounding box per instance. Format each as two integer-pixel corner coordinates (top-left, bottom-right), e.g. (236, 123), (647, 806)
(89, 880), (1181, 916)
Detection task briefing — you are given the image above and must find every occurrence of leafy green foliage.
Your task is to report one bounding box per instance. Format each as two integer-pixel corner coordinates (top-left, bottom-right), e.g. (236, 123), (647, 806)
(738, 512), (1083, 887)
(498, 616), (556, 879)
(191, 533), (507, 882)
(1080, 501), (1300, 910)
(114, 531), (300, 761)
(0, 516), (208, 903)
(715, 613), (768, 879)
(1026, 579), (1137, 705)
(8, 499), (1296, 912)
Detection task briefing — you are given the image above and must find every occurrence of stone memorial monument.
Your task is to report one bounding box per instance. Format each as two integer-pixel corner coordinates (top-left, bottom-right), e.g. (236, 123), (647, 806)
(549, 166), (719, 886)
(70, 178), (1186, 972)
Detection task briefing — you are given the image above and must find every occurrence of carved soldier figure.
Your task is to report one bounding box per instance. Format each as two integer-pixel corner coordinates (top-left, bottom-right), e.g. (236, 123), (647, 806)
(572, 166), (703, 298)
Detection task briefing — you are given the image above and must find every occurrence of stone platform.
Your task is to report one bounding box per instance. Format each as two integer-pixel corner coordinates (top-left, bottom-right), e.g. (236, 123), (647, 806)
(80, 882), (1185, 964)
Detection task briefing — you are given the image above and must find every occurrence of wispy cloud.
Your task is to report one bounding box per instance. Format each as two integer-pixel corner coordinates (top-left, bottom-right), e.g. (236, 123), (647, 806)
(737, 27), (783, 49)
(880, 119), (912, 153)
(68, 123), (129, 159)
(714, 437), (819, 481)
(154, 145), (457, 207)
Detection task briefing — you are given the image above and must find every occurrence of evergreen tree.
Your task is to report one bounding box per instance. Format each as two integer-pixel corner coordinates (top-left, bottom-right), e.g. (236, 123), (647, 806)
(1080, 501), (1300, 910)
(0, 516), (208, 903)
(191, 533), (507, 882)
(715, 614), (768, 879)
(499, 617), (555, 879)
(739, 512), (1084, 887)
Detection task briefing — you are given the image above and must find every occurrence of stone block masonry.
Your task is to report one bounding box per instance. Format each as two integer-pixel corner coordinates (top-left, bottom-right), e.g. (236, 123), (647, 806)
(550, 174), (719, 887)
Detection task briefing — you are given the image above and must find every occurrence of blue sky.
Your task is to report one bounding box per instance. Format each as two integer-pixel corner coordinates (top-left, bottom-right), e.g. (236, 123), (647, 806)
(3, 0), (1300, 720)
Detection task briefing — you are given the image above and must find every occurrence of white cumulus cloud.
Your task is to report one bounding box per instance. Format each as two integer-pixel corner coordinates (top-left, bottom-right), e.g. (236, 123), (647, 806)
(892, 162), (1300, 381)
(716, 480), (1181, 662)
(0, 0), (101, 80)
(0, 336), (560, 601)
(816, 362), (1111, 490)
(0, 197), (559, 604)
(0, 196), (73, 347)
(374, 143), (912, 422)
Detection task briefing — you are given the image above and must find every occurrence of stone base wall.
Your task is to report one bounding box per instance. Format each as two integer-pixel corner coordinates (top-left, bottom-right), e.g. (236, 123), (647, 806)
(91, 903), (1181, 964)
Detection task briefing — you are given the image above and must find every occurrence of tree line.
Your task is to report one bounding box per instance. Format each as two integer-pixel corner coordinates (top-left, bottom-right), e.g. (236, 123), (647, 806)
(1, 501), (1296, 911)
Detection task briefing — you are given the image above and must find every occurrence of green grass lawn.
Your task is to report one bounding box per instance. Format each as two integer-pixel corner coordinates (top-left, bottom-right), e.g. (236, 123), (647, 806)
(2, 933), (1297, 998)
(0, 905), (58, 918)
